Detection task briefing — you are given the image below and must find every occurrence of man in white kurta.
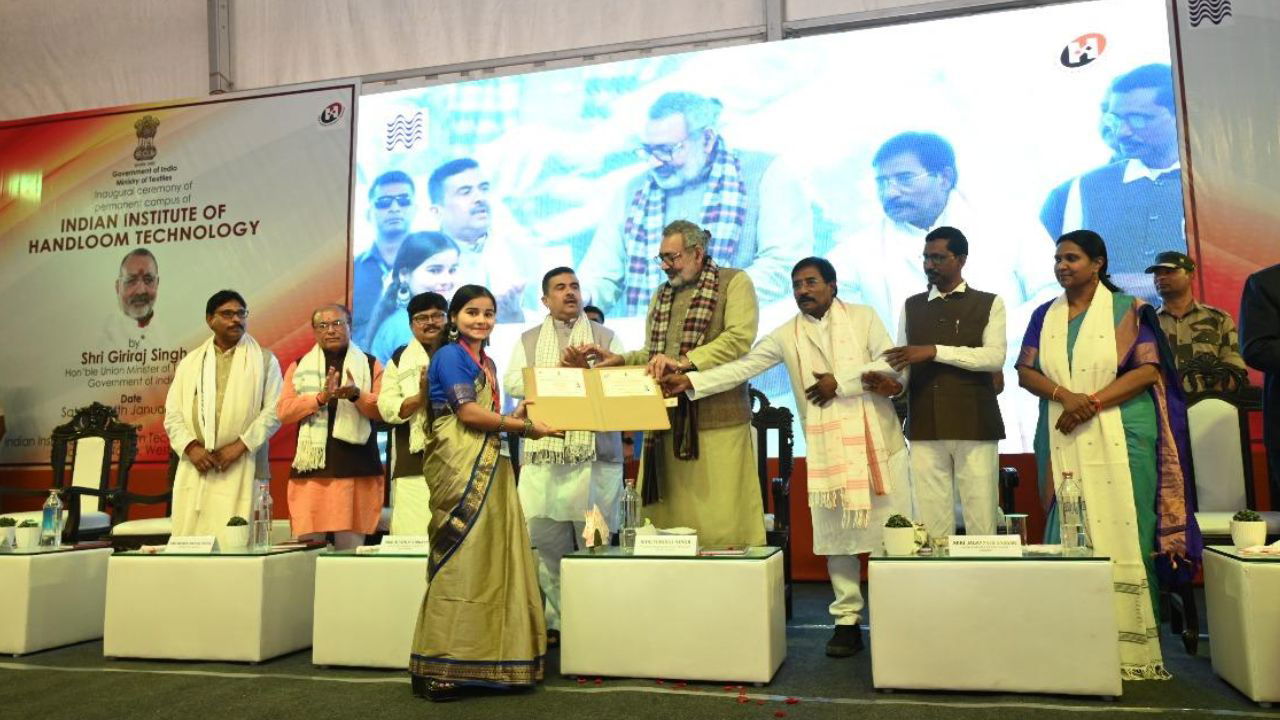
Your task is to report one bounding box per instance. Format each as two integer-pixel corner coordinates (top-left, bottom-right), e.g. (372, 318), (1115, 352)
(164, 291), (282, 536)
(376, 292), (448, 536)
(666, 257), (911, 657)
(504, 268), (625, 636)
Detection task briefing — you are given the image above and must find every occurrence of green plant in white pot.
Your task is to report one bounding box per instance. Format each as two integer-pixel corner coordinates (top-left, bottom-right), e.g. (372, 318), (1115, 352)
(883, 513), (926, 556)
(219, 516), (250, 552)
(1230, 509), (1267, 549)
(15, 519), (41, 549)
(0, 516), (16, 548)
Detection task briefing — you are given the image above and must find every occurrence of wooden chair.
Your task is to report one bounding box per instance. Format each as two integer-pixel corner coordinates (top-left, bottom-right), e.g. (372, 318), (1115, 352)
(749, 387), (794, 619)
(0, 403), (140, 543)
(105, 449), (178, 550)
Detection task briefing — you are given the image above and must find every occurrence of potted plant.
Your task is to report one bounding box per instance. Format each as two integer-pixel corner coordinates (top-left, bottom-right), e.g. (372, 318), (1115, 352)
(219, 516), (250, 551)
(15, 519), (41, 549)
(1231, 509), (1267, 549)
(883, 513), (925, 556)
(0, 516), (15, 549)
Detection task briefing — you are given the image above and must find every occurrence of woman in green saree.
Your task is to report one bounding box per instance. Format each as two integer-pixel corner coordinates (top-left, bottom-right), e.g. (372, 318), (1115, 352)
(409, 285), (558, 701)
(1016, 230), (1200, 681)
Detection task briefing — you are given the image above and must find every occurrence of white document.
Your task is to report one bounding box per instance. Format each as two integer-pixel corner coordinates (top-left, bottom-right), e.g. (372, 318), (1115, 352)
(600, 367), (657, 397)
(633, 534), (699, 556)
(379, 535), (431, 554)
(164, 536), (216, 554)
(947, 535), (1023, 558)
(533, 367), (587, 397)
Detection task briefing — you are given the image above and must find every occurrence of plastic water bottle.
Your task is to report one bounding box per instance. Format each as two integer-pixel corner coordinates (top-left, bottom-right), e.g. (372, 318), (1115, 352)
(40, 489), (63, 547)
(250, 478), (273, 552)
(620, 478), (640, 552)
(1058, 471), (1091, 554)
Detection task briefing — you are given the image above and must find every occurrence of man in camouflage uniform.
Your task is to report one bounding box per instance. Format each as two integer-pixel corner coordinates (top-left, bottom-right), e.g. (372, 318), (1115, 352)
(1147, 251), (1247, 392)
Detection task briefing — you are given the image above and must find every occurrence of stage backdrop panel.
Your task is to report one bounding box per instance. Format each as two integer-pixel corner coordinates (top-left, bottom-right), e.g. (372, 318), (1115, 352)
(0, 84), (356, 465)
(353, 0), (1183, 454)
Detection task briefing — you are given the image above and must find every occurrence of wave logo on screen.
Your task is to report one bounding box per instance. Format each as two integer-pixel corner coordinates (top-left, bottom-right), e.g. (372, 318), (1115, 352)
(385, 112), (425, 151)
(319, 102), (345, 126)
(1060, 33), (1107, 68)
(133, 115), (160, 162)
(1189, 0), (1232, 26)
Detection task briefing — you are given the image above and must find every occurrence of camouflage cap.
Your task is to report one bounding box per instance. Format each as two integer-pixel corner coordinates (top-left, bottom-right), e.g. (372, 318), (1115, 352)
(1145, 251), (1195, 273)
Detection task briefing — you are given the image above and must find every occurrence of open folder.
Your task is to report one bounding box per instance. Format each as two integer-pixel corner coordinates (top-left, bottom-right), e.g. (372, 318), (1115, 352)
(523, 366), (672, 431)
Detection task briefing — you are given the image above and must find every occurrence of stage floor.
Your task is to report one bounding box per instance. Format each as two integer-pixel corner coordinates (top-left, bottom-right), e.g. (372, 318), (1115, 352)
(1, 583), (1272, 720)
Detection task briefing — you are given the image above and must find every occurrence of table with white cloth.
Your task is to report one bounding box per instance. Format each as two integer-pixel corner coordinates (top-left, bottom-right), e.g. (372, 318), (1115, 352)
(104, 545), (319, 662)
(1203, 545), (1280, 707)
(869, 549), (1122, 698)
(561, 546), (785, 684)
(312, 549), (428, 668)
(0, 544), (112, 656)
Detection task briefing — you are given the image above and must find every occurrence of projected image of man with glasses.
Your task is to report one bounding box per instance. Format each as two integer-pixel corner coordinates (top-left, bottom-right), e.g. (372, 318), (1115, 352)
(578, 91), (811, 316)
(353, 170), (418, 342)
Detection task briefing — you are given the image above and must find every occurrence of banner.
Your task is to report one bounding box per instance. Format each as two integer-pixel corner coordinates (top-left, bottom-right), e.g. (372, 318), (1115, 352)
(353, 0), (1181, 453)
(0, 84), (356, 464)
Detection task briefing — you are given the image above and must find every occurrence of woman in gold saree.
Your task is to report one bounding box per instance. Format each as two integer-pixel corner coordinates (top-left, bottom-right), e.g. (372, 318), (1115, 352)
(409, 285), (557, 701)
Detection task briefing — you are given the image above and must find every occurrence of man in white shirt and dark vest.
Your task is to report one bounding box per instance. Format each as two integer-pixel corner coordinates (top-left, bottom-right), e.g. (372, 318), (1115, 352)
(503, 267), (624, 644)
(872, 226), (1006, 540)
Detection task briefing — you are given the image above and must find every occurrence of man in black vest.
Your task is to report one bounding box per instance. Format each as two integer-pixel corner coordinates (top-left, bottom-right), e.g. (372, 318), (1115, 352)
(881, 226), (1006, 540)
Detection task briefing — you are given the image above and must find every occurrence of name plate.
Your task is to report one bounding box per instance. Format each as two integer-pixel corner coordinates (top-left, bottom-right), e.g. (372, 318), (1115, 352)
(379, 535), (431, 554)
(165, 536), (216, 554)
(633, 534), (698, 556)
(948, 535), (1023, 557)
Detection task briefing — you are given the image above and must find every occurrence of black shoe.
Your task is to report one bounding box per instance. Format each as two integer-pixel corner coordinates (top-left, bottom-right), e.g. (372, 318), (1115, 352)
(825, 624), (864, 658)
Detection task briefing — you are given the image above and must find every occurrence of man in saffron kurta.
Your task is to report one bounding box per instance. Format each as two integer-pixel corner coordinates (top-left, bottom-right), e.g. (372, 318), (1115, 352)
(278, 304), (385, 550)
(666, 257), (910, 657)
(587, 220), (764, 547)
(165, 290), (282, 536)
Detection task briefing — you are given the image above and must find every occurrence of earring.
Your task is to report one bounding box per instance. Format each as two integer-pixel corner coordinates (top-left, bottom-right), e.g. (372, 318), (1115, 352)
(396, 280), (410, 306)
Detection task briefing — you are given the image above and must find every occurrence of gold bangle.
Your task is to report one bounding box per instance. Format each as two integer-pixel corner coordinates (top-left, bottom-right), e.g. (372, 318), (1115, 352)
(1051, 385), (1061, 402)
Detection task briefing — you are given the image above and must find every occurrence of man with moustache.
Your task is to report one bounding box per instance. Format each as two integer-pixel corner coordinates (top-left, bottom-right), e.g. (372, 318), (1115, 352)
(428, 158), (526, 322)
(581, 220), (764, 547)
(164, 290), (283, 536)
(664, 257), (911, 657)
(827, 132), (1054, 449)
(277, 304), (384, 550)
(1240, 262), (1280, 501)
(377, 291), (449, 536)
(1147, 251), (1245, 392)
(579, 91), (811, 317)
(353, 170), (417, 342)
(866, 226), (1006, 540)
(503, 267), (624, 642)
(103, 248), (163, 347)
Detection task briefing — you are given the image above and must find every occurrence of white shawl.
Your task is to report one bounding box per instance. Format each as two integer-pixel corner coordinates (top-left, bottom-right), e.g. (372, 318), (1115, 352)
(795, 300), (890, 529)
(523, 314), (597, 464)
(395, 339), (431, 454)
(1040, 284), (1168, 680)
(291, 343), (372, 472)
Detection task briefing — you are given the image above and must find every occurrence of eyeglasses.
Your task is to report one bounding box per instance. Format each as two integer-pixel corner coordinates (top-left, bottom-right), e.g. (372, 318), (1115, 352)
(1103, 111), (1163, 131)
(875, 171), (933, 191)
(372, 193), (412, 210)
(313, 319), (347, 331)
(637, 137), (692, 163)
(654, 250), (688, 266)
(923, 252), (956, 265)
(215, 309), (248, 320)
(122, 273), (158, 288)
(411, 312), (446, 326)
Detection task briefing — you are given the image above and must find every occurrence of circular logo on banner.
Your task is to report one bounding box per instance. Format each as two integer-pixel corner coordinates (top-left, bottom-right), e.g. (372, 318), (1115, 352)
(1060, 33), (1107, 68)
(319, 102), (345, 126)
